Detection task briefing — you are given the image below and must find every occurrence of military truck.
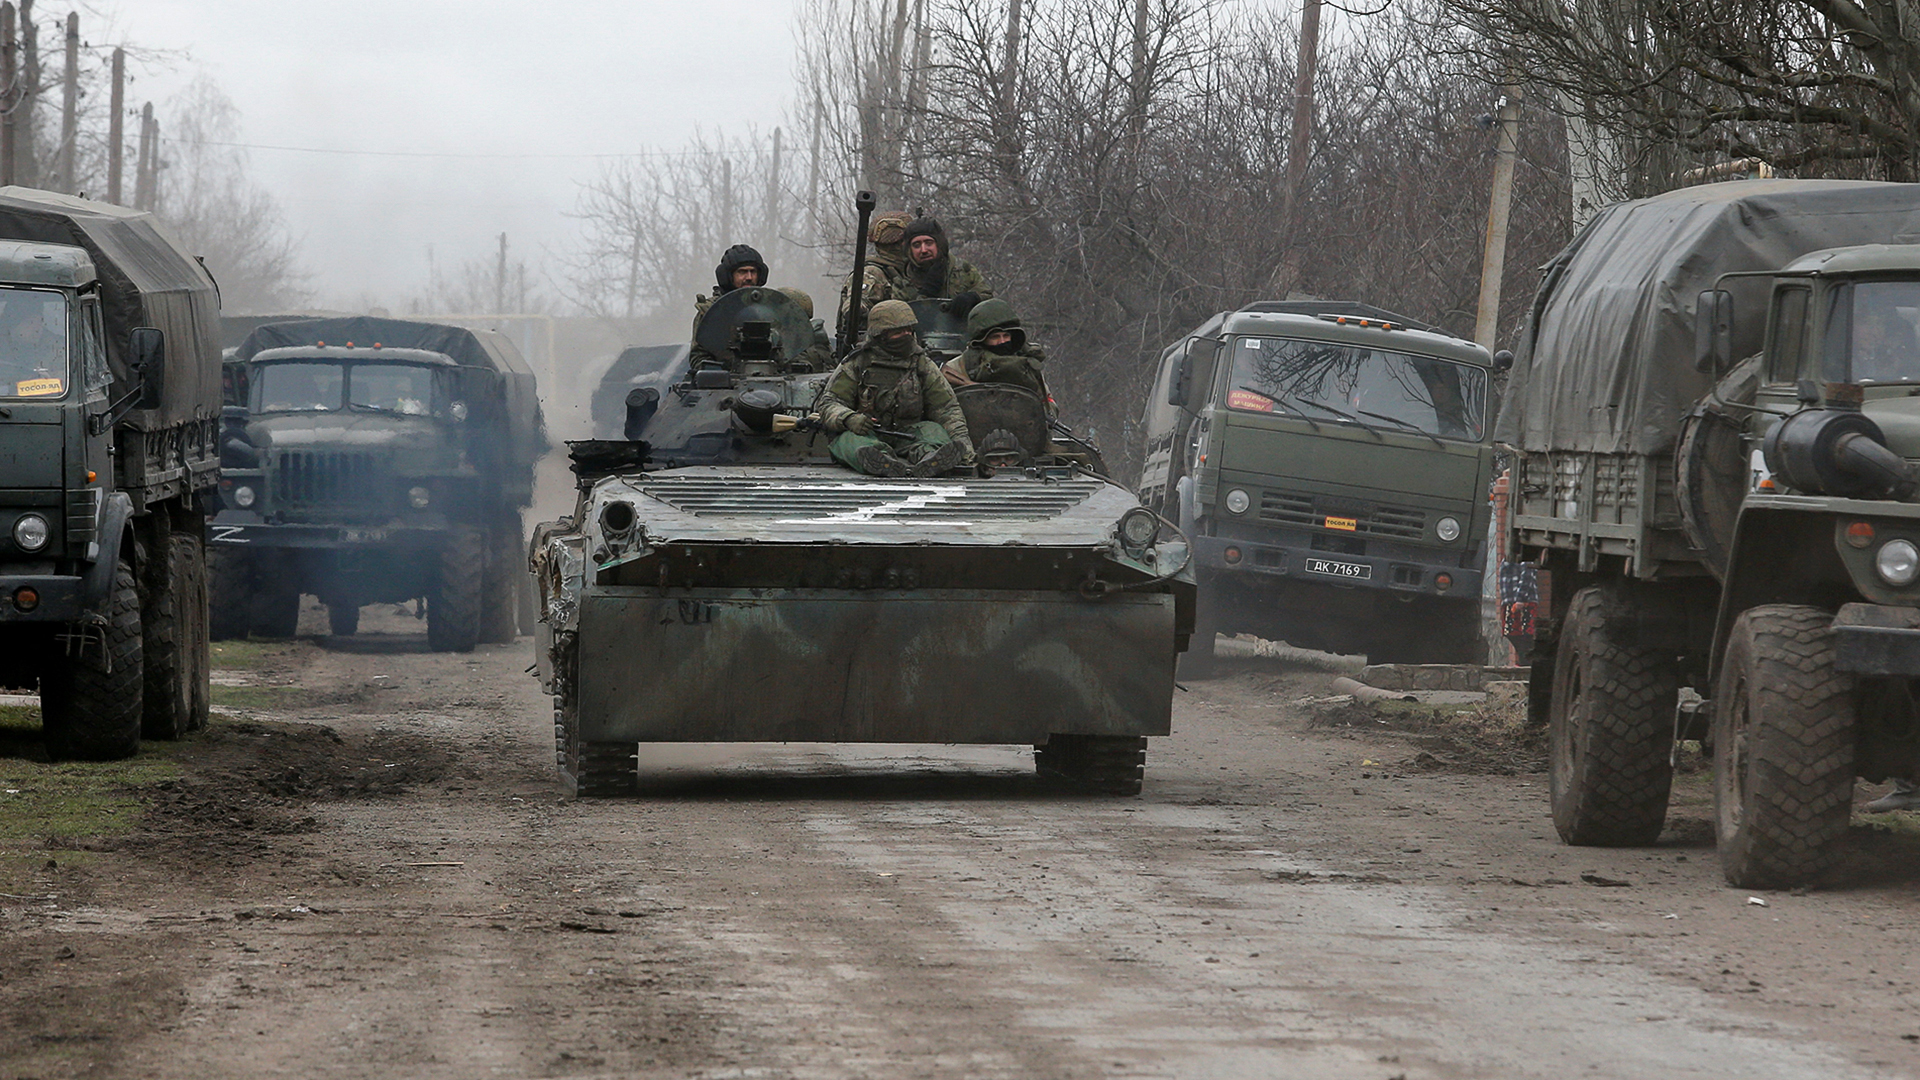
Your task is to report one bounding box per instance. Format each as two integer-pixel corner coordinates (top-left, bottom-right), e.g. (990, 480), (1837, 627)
(209, 316), (545, 650)
(531, 196), (1193, 796)
(1501, 179), (1920, 887)
(0, 188), (220, 758)
(1139, 302), (1502, 674)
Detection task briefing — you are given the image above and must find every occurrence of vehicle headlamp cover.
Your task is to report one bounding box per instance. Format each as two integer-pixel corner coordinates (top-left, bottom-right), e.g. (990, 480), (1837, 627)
(1119, 507), (1158, 549)
(1436, 516), (1462, 542)
(1876, 538), (1920, 586)
(1225, 488), (1251, 515)
(12, 513), (48, 552)
(233, 485), (256, 509)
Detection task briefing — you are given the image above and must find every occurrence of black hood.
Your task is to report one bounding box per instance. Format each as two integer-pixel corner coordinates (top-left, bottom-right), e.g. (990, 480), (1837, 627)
(901, 218), (950, 294)
(715, 244), (769, 292)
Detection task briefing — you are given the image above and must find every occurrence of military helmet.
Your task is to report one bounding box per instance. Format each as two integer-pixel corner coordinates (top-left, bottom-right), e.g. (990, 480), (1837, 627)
(866, 299), (918, 336)
(869, 211), (913, 248)
(778, 287), (815, 319)
(715, 244), (768, 291)
(967, 297), (1026, 350)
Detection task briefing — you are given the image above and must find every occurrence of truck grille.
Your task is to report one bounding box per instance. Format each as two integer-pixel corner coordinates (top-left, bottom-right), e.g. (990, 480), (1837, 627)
(1257, 491), (1428, 539)
(639, 476), (1103, 522)
(274, 451), (385, 511)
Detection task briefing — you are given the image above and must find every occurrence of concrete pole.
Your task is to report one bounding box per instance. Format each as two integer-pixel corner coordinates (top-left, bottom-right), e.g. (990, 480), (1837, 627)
(57, 12), (74, 192)
(765, 126), (782, 256)
(134, 103), (156, 210)
(1473, 89), (1522, 349)
(495, 233), (508, 314)
(0, 4), (16, 188)
(106, 47), (123, 203)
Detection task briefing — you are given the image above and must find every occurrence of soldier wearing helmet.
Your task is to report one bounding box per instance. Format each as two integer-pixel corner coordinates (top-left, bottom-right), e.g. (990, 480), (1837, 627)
(689, 243), (771, 371)
(941, 297), (1050, 408)
(817, 299), (975, 477)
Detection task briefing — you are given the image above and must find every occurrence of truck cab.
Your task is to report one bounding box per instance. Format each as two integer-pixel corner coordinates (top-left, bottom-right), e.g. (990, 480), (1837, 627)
(1141, 302), (1499, 670)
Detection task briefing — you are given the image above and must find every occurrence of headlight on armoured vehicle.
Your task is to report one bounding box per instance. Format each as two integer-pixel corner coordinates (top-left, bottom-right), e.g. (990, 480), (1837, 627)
(233, 485), (256, 509)
(599, 499), (637, 535)
(448, 400), (468, 422)
(12, 513), (48, 552)
(1225, 488), (1250, 515)
(1436, 516), (1462, 542)
(409, 486), (431, 509)
(1876, 539), (1920, 586)
(1118, 508), (1158, 551)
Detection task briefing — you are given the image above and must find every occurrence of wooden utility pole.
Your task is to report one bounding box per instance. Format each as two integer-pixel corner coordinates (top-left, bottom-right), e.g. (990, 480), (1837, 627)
(133, 103), (155, 210)
(494, 233), (508, 314)
(1473, 89), (1522, 349)
(17, 0), (37, 184)
(764, 126), (782, 256)
(1266, 0), (1322, 296)
(106, 47), (124, 203)
(57, 12), (74, 192)
(0, 4), (16, 187)
(1000, 0), (1022, 110)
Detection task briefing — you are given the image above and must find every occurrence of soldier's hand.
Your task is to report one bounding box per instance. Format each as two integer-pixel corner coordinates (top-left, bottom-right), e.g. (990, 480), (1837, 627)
(948, 292), (981, 318)
(844, 412), (877, 436)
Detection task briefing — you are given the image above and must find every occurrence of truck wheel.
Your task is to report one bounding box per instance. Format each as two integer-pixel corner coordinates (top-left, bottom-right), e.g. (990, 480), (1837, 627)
(208, 547), (252, 641)
(142, 530), (202, 740)
(1036, 734), (1146, 795)
(428, 527), (484, 653)
(1548, 585), (1678, 846)
(479, 516), (522, 645)
(1713, 605), (1857, 889)
(250, 581), (301, 639)
(41, 552), (144, 761)
(327, 603), (360, 637)
(184, 532), (211, 733)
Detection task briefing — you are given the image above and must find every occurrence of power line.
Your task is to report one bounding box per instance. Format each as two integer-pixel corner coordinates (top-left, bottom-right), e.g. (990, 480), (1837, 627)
(159, 137), (739, 162)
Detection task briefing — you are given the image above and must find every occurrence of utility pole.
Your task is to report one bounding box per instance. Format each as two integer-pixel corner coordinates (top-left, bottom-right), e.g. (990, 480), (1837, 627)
(133, 103), (154, 210)
(764, 127), (782, 257)
(106, 47), (124, 203)
(495, 233), (507, 314)
(17, 0), (37, 184)
(0, 4), (16, 187)
(1266, 0), (1322, 296)
(57, 12), (74, 192)
(1473, 88), (1522, 348)
(720, 157), (733, 245)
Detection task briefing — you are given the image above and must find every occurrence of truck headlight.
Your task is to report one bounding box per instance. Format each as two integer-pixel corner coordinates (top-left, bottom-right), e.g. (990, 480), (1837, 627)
(409, 486), (431, 509)
(1877, 539), (1920, 586)
(12, 513), (48, 552)
(1225, 488), (1250, 515)
(448, 401), (468, 422)
(233, 485), (256, 508)
(1436, 516), (1462, 542)
(1118, 508), (1158, 551)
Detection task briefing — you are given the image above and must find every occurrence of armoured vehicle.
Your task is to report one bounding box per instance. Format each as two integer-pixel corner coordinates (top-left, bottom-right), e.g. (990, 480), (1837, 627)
(1502, 179), (1920, 887)
(0, 188), (220, 758)
(1139, 302), (1502, 674)
(532, 196), (1193, 796)
(590, 343), (686, 439)
(210, 316), (545, 649)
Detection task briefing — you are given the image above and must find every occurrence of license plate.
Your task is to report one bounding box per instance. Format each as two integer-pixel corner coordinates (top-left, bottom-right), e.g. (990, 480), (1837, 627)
(1303, 557), (1371, 580)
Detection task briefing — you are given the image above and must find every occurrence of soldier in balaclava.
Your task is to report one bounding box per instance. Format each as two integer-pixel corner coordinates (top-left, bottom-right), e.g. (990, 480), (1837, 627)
(818, 299), (975, 477)
(690, 244), (771, 370)
(941, 298), (1050, 407)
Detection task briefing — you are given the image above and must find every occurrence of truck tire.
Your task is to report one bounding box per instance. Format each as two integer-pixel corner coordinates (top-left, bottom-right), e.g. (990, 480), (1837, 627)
(327, 603), (360, 637)
(184, 530), (211, 733)
(1713, 605), (1857, 889)
(428, 527), (484, 653)
(41, 553), (144, 761)
(143, 530), (203, 740)
(250, 580), (301, 639)
(479, 515), (521, 645)
(1548, 585), (1679, 846)
(208, 546), (252, 641)
(1036, 734), (1146, 795)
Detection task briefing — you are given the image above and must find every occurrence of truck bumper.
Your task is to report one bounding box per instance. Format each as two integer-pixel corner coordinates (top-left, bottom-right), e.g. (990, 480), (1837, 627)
(0, 573), (88, 623)
(1833, 603), (1920, 676)
(1192, 534), (1480, 599)
(574, 586), (1176, 743)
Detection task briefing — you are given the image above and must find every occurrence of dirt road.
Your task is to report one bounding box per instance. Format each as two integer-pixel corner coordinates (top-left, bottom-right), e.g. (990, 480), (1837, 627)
(4, 607), (1919, 1079)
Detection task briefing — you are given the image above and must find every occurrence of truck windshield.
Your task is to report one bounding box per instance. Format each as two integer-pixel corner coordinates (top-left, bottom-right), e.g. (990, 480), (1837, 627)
(255, 362), (344, 411)
(0, 289), (69, 399)
(1841, 281), (1920, 384)
(1227, 336), (1486, 441)
(348, 363), (435, 415)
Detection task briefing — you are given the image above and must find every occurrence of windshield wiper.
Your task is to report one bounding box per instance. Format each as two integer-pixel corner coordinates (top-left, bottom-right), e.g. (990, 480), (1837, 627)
(1355, 408), (1443, 447)
(1286, 396), (1383, 440)
(347, 402), (421, 417)
(1236, 385), (1319, 430)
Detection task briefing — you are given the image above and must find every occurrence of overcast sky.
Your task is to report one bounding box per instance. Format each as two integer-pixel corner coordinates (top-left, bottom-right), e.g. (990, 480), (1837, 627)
(114, 0), (799, 310)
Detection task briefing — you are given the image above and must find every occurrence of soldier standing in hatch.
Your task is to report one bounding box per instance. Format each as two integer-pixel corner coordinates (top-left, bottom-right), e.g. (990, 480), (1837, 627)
(941, 298), (1050, 407)
(778, 287), (834, 373)
(689, 243), (770, 370)
(841, 213), (993, 323)
(818, 299), (975, 477)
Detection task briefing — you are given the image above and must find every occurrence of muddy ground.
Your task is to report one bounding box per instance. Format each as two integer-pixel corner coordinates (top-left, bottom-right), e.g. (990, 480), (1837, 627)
(3, 605), (1920, 1080)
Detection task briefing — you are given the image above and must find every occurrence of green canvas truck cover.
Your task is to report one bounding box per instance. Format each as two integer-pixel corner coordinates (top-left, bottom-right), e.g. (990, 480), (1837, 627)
(236, 315), (548, 471)
(0, 186), (220, 431)
(1497, 180), (1920, 456)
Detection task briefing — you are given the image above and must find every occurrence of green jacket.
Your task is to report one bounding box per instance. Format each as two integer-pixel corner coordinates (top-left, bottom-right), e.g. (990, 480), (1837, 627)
(819, 344), (973, 453)
(840, 250), (992, 322)
(946, 342), (1050, 402)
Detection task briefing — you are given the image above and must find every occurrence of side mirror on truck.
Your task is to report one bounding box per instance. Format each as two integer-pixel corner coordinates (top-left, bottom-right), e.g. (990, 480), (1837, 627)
(1694, 290), (1734, 375)
(1168, 338), (1220, 409)
(129, 326), (165, 409)
(1492, 349), (1514, 373)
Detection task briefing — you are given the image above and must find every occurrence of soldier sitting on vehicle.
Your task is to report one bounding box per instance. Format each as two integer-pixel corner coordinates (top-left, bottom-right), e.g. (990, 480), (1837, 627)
(778, 287), (834, 373)
(841, 212), (992, 324)
(689, 243), (770, 370)
(818, 299), (975, 478)
(941, 298), (1050, 408)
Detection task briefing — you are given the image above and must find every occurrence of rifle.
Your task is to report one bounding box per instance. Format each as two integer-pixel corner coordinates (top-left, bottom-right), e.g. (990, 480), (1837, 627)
(835, 190), (878, 360)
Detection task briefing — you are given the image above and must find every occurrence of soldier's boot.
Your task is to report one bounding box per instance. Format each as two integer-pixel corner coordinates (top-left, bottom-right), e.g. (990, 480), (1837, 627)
(853, 444), (914, 478)
(909, 439), (965, 478)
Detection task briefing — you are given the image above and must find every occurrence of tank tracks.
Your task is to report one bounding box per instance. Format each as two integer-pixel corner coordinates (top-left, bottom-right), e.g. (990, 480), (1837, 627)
(550, 643), (637, 797)
(1035, 734), (1146, 795)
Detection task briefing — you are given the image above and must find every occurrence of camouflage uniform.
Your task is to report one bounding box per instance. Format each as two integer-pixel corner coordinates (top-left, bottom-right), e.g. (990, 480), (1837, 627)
(941, 298), (1050, 405)
(778, 287), (834, 373)
(840, 213), (993, 326)
(689, 244), (769, 371)
(819, 300), (974, 476)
